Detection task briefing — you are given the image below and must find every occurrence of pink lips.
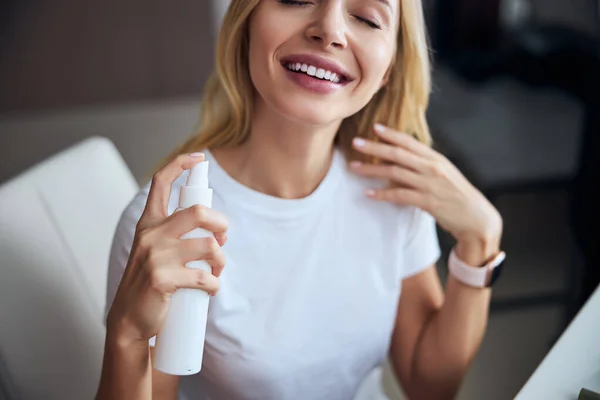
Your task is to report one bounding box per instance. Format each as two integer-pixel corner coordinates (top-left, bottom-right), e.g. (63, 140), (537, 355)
(280, 54), (354, 95)
(283, 68), (345, 94)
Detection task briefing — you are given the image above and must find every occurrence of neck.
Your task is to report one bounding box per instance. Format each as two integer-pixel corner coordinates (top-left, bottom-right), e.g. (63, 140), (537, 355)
(213, 98), (340, 199)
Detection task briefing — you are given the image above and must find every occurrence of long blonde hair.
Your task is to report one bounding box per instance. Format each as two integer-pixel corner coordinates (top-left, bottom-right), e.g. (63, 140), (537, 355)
(161, 0), (432, 167)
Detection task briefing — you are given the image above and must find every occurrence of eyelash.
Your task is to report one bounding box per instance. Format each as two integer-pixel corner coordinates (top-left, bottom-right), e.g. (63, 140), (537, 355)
(277, 0), (381, 30)
(278, 0), (312, 5)
(355, 16), (381, 30)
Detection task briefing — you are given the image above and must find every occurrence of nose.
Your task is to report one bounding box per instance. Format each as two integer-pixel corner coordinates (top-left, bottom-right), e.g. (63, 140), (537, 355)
(305, 3), (348, 50)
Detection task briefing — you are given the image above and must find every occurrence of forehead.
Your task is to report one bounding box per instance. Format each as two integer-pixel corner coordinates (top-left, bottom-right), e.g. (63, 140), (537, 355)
(374, 0), (395, 11)
(358, 0), (399, 12)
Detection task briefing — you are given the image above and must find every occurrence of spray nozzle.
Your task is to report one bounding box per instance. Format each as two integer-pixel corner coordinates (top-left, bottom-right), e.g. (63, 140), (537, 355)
(186, 161), (209, 188)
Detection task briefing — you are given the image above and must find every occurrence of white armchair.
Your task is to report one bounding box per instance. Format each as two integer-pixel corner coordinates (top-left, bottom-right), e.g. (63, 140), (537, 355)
(0, 137), (138, 399)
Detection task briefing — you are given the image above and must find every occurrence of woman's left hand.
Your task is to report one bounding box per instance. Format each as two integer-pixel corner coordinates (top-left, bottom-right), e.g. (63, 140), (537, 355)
(351, 124), (503, 261)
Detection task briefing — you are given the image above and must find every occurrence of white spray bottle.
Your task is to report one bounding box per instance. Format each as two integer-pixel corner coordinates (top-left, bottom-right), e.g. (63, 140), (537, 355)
(153, 160), (213, 375)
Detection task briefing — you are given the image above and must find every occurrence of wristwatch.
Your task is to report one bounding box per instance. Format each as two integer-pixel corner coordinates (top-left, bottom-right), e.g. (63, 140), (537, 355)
(448, 248), (506, 288)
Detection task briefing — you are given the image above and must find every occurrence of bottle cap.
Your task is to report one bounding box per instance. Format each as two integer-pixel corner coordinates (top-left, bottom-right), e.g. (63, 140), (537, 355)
(187, 161), (209, 188)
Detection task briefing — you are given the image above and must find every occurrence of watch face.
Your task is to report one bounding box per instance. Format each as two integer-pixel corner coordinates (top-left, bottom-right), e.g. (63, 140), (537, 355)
(489, 262), (504, 287)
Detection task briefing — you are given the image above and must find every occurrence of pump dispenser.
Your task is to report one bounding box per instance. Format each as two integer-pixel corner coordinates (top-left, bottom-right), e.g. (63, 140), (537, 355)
(153, 161), (214, 375)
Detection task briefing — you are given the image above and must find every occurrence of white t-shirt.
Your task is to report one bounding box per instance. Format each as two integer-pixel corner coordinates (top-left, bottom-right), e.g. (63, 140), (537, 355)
(105, 148), (440, 400)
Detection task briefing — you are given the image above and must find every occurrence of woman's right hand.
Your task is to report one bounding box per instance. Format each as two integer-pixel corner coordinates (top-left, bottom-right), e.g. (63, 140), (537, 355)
(106, 153), (229, 345)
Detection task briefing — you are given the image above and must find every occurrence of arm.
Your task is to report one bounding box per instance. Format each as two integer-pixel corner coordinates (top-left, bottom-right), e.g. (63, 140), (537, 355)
(390, 239), (497, 400)
(150, 347), (181, 400)
(350, 124), (502, 398)
(95, 327), (181, 400)
(96, 153), (227, 400)
(95, 327), (152, 400)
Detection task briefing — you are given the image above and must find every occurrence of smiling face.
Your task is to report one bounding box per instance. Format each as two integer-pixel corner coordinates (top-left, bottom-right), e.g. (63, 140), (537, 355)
(247, 0), (399, 126)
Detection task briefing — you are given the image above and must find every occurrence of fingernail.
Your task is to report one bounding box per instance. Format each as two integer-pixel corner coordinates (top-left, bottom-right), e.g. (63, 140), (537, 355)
(374, 123), (385, 133)
(353, 138), (366, 147)
(190, 152), (205, 157)
(350, 161), (362, 168)
(365, 189), (376, 197)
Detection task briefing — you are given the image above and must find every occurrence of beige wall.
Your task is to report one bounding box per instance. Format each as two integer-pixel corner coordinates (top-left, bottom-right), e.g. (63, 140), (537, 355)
(0, 98), (204, 185)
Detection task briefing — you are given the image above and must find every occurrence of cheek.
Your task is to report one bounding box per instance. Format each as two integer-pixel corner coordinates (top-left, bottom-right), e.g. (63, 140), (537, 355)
(355, 39), (395, 89)
(248, 20), (273, 80)
(247, 13), (290, 94)
(248, 37), (267, 93)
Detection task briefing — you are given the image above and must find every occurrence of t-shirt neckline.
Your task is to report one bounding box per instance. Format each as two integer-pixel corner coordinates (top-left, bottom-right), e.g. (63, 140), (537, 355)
(203, 147), (345, 219)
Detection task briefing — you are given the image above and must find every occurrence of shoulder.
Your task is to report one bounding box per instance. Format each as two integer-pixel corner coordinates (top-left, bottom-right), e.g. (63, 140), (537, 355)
(339, 160), (435, 242)
(339, 159), (415, 221)
(336, 158), (440, 276)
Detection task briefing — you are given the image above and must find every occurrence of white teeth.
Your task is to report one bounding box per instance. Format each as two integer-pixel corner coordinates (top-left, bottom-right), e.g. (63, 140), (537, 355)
(286, 62), (343, 83)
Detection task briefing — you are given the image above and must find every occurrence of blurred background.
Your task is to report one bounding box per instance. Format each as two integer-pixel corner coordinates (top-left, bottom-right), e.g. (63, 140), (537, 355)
(0, 0), (599, 399)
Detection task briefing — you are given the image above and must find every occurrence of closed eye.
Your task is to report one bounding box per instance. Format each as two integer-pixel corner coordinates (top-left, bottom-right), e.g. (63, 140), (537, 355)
(354, 16), (381, 30)
(278, 0), (312, 6)
(278, 0), (381, 30)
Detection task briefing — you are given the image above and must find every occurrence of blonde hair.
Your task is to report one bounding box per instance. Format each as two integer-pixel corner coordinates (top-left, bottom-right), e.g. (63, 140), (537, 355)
(161, 0), (432, 167)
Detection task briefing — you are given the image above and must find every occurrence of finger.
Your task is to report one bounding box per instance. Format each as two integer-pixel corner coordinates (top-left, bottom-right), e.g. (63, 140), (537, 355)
(366, 188), (426, 208)
(159, 204), (229, 238)
(214, 232), (227, 247)
(352, 138), (426, 172)
(349, 162), (424, 189)
(142, 153), (206, 220)
(373, 124), (436, 159)
(177, 237), (226, 277)
(171, 267), (221, 295)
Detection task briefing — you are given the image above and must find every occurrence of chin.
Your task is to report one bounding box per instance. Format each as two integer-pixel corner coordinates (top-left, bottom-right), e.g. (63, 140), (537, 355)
(282, 105), (341, 127)
(272, 94), (355, 127)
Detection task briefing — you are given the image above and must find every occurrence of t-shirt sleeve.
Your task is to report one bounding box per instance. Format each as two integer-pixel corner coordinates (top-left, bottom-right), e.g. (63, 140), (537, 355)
(104, 186), (157, 346)
(400, 207), (441, 279)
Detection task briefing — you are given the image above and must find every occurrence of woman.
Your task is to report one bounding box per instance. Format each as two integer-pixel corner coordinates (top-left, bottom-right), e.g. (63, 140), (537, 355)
(97, 1), (504, 399)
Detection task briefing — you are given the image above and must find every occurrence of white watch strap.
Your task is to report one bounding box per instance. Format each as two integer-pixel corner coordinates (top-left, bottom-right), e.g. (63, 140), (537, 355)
(448, 248), (506, 288)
